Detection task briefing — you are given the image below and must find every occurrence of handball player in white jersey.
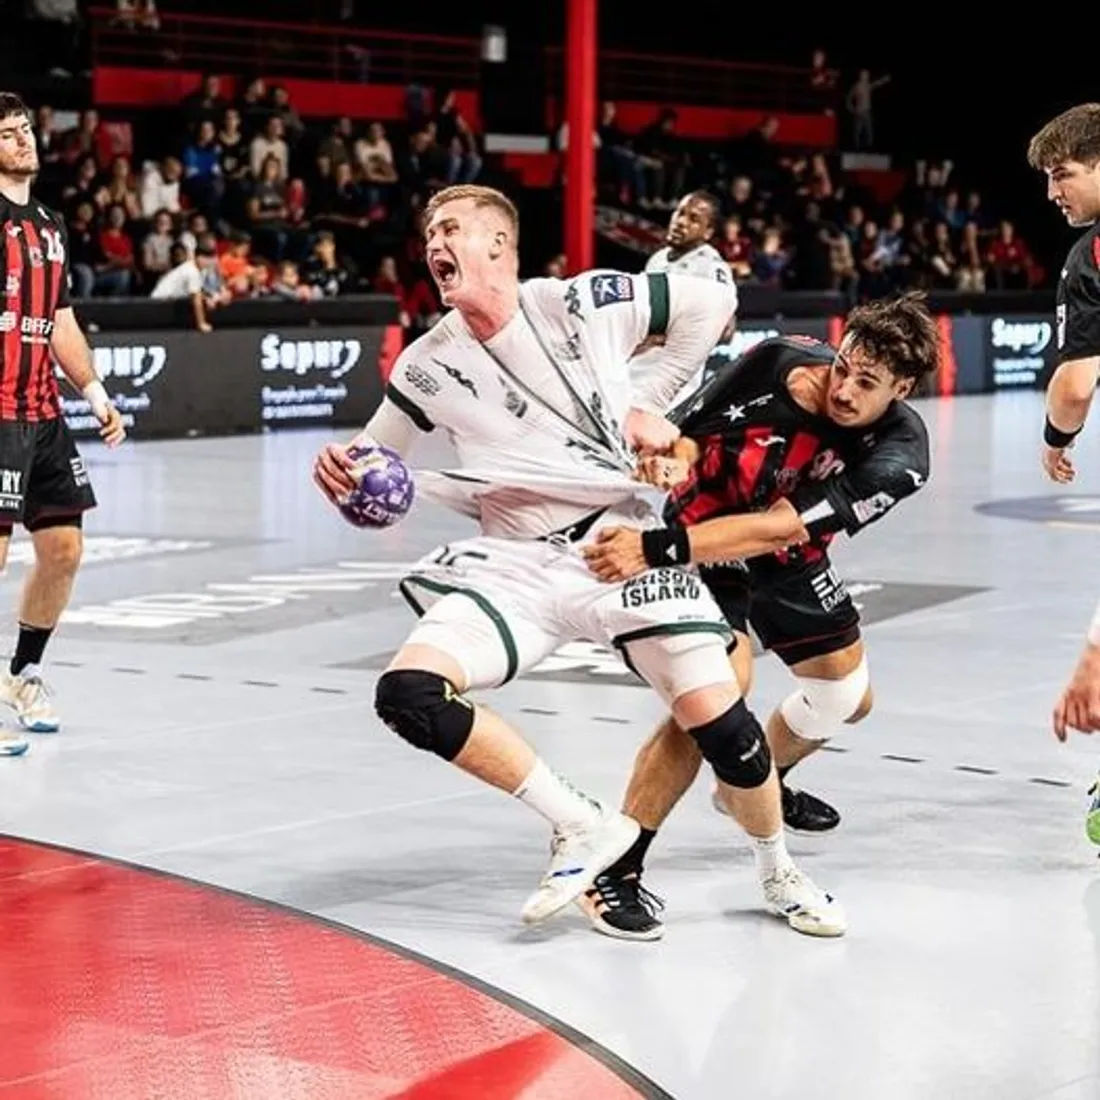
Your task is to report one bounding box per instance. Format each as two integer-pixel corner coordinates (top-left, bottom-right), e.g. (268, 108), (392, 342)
(638, 190), (737, 399)
(313, 184), (844, 936)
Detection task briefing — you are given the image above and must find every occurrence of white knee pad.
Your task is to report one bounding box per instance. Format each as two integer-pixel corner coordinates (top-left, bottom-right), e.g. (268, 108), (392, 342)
(779, 657), (870, 742)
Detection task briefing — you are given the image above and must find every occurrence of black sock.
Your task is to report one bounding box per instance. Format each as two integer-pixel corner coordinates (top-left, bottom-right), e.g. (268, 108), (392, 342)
(11, 623), (52, 676)
(602, 827), (657, 878)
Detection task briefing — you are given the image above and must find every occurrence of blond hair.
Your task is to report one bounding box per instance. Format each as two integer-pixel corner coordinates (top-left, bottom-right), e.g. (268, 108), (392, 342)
(423, 185), (519, 245)
(1027, 103), (1100, 170)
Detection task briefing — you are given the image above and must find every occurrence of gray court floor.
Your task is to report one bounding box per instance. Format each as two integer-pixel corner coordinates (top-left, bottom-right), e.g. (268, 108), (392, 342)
(3, 389), (1100, 1100)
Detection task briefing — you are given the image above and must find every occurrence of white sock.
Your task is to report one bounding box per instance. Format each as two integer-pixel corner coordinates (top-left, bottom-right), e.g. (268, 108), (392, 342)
(750, 829), (795, 878)
(513, 759), (604, 830)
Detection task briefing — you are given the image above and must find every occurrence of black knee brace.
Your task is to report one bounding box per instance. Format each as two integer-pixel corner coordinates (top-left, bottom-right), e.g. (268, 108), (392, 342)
(688, 699), (772, 789)
(374, 669), (475, 761)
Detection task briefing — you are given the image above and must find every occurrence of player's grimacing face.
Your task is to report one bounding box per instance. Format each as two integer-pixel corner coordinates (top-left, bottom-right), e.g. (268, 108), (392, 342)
(0, 113), (38, 178)
(425, 198), (508, 306)
(826, 343), (913, 427)
(668, 198), (712, 248)
(1046, 160), (1100, 227)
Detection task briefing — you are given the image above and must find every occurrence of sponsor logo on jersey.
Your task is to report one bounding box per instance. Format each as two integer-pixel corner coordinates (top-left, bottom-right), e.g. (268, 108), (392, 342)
(590, 273), (634, 307)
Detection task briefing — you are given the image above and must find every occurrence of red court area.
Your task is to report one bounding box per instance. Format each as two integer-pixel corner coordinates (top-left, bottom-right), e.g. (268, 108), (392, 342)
(0, 838), (656, 1099)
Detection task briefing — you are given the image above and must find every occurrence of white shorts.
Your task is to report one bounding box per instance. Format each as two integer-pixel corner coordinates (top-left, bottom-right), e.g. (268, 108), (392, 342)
(398, 531), (735, 704)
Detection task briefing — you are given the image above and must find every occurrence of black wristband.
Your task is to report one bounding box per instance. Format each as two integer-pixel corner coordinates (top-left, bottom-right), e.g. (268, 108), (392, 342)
(1044, 417), (1082, 448)
(641, 525), (692, 568)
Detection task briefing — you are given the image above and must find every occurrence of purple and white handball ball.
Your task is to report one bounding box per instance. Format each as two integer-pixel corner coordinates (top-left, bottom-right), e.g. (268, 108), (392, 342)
(339, 443), (415, 529)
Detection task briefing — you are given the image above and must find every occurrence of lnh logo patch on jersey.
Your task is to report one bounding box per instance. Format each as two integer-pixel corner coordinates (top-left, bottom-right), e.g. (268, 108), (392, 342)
(590, 273), (634, 307)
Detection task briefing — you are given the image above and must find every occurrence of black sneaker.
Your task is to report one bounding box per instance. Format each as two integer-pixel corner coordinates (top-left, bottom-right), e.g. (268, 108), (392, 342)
(782, 784), (840, 833)
(578, 871), (665, 941)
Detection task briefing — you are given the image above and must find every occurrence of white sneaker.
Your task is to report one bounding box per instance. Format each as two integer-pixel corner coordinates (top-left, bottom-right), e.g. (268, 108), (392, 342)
(761, 864), (847, 937)
(0, 665), (60, 732)
(0, 731), (29, 756)
(520, 811), (640, 925)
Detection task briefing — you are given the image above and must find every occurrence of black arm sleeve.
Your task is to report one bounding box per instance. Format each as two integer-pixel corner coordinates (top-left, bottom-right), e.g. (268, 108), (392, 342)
(1057, 237), (1100, 363)
(787, 417), (930, 538)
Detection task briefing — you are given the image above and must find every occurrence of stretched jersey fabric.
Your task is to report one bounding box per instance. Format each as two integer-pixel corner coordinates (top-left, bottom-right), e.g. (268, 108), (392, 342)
(0, 196), (70, 422)
(1055, 222), (1100, 363)
(380, 269), (733, 538)
(667, 335), (930, 573)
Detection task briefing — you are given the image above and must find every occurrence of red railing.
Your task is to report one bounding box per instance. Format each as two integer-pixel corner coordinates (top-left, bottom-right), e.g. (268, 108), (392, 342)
(88, 7), (835, 113)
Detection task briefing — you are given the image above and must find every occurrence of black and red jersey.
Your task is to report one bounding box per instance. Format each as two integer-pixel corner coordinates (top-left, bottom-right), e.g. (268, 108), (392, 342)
(666, 335), (930, 572)
(1055, 221), (1100, 364)
(0, 195), (70, 422)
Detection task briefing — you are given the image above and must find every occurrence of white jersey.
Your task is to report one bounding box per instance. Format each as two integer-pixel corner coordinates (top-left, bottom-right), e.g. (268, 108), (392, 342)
(641, 243), (737, 405)
(646, 242), (734, 291)
(372, 269), (732, 539)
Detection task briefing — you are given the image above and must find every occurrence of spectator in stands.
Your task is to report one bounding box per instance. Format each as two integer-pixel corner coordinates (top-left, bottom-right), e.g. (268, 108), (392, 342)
(856, 218), (889, 297)
(33, 105), (63, 197)
(246, 153), (295, 261)
(177, 211), (210, 258)
(354, 122), (399, 210)
(183, 119), (224, 220)
(113, 0), (160, 31)
(825, 223), (858, 303)
(269, 85), (305, 148)
(789, 202), (832, 290)
(250, 115), (288, 183)
(956, 220), (986, 292)
(302, 230), (354, 298)
(67, 201), (105, 299)
(181, 74), (227, 136)
(906, 218), (934, 287)
(434, 89), (482, 184)
(596, 101), (646, 206)
(986, 219), (1034, 290)
(733, 115), (781, 199)
(96, 204), (136, 296)
(217, 108), (246, 180)
(139, 155), (182, 219)
(196, 232), (233, 307)
(62, 108), (103, 168)
(140, 208), (175, 289)
(872, 209), (910, 289)
(751, 225), (790, 286)
(723, 175), (753, 222)
(236, 77), (272, 140)
(218, 231), (261, 298)
(543, 254), (567, 278)
(938, 188), (967, 233)
(62, 154), (101, 217)
(716, 214), (753, 281)
(634, 108), (686, 208)
(318, 117), (354, 169)
(809, 48), (838, 113)
(927, 221), (959, 289)
(841, 203), (865, 253)
(400, 125), (447, 205)
(151, 240), (218, 332)
(964, 188), (992, 234)
(270, 260), (319, 301)
(845, 69), (890, 150)
(100, 155), (142, 223)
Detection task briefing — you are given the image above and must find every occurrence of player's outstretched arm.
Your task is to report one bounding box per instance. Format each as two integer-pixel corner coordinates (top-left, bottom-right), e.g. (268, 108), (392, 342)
(582, 499), (806, 582)
(1042, 355), (1100, 483)
(50, 308), (125, 447)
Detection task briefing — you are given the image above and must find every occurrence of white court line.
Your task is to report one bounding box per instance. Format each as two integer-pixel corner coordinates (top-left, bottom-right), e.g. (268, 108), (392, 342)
(58, 697), (368, 752)
(130, 788), (491, 859)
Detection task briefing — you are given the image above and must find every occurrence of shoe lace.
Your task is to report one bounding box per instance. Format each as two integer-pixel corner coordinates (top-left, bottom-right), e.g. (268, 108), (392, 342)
(591, 872), (665, 916)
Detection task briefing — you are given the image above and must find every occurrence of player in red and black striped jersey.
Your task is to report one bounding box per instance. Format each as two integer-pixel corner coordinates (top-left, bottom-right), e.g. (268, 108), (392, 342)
(578, 292), (938, 940)
(0, 92), (125, 756)
(1027, 103), (1100, 840)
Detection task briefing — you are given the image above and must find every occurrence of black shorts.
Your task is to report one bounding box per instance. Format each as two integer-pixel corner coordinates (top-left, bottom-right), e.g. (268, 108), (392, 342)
(699, 556), (861, 666)
(0, 417), (97, 530)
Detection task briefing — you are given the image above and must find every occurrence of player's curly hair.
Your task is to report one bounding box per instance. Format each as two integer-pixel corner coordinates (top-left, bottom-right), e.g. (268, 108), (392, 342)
(843, 290), (940, 384)
(0, 92), (30, 124)
(1027, 103), (1100, 171)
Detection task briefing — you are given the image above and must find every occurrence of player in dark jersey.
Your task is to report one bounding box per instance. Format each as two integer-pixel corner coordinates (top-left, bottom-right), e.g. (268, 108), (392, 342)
(1027, 103), (1100, 841)
(0, 92), (125, 755)
(578, 291), (938, 939)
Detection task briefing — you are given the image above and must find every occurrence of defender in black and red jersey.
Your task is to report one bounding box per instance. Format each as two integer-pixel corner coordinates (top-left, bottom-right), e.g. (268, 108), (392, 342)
(0, 92), (124, 755)
(579, 291), (938, 940)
